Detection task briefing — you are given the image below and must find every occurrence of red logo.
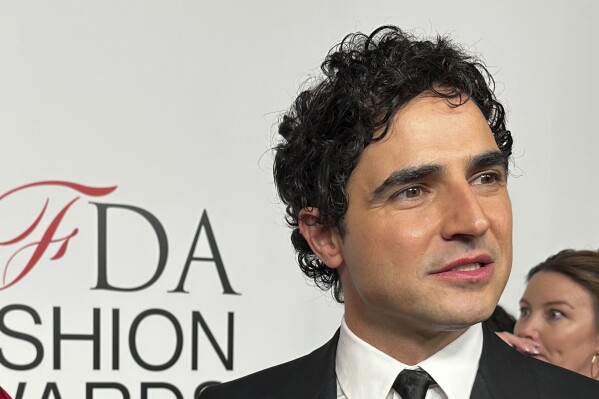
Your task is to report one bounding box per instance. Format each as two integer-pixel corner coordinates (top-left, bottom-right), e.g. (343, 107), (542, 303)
(0, 181), (116, 290)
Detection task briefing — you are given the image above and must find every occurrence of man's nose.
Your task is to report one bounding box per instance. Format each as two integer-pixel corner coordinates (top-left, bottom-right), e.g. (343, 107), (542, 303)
(440, 183), (490, 241)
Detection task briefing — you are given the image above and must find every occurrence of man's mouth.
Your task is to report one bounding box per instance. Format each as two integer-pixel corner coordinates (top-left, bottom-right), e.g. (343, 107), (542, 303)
(450, 263), (483, 272)
(431, 255), (494, 283)
(435, 254), (493, 274)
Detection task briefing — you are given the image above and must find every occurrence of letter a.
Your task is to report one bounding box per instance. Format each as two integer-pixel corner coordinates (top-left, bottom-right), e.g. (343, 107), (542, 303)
(170, 210), (239, 294)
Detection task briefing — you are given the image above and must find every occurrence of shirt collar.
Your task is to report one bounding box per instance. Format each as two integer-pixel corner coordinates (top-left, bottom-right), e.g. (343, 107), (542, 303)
(419, 322), (482, 399)
(336, 318), (483, 399)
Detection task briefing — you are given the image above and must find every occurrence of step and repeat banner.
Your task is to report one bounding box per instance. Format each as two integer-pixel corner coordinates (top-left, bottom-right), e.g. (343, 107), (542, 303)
(1, 1), (598, 398)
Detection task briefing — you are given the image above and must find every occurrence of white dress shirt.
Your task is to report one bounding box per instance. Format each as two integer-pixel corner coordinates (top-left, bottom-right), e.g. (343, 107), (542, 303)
(335, 318), (483, 399)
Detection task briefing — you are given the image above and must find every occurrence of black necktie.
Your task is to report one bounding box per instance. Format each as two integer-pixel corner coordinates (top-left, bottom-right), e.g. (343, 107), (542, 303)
(393, 368), (436, 399)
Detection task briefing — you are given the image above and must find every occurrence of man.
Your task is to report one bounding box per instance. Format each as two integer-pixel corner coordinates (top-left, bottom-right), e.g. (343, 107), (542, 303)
(199, 26), (599, 398)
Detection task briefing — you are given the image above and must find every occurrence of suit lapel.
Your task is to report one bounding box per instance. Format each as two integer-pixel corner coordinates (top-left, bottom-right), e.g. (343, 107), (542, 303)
(472, 325), (539, 398)
(288, 330), (339, 399)
(469, 369), (493, 399)
(316, 376), (337, 399)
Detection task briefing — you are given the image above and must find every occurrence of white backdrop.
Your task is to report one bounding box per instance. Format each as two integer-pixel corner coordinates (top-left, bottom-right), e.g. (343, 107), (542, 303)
(1, 1), (598, 398)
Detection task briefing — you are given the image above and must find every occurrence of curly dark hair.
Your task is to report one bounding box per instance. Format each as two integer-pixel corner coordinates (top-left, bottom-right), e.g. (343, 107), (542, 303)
(484, 305), (517, 333)
(527, 249), (599, 328)
(273, 25), (513, 302)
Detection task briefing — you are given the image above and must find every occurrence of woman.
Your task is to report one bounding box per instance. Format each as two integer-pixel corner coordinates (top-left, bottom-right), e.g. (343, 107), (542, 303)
(500, 249), (599, 379)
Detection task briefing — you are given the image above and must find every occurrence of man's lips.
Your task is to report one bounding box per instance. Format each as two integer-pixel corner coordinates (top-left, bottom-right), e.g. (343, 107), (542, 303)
(433, 253), (494, 273)
(430, 253), (495, 282)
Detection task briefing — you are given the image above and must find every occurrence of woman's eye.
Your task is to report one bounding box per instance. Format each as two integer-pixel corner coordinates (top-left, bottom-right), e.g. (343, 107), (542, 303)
(548, 309), (565, 320)
(519, 307), (531, 318)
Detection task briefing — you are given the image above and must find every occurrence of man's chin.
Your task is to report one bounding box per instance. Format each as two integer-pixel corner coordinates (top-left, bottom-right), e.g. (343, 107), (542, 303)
(437, 307), (496, 330)
(440, 320), (484, 331)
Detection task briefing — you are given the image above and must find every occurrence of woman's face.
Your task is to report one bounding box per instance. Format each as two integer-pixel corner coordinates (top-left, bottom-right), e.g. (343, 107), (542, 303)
(514, 271), (599, 377)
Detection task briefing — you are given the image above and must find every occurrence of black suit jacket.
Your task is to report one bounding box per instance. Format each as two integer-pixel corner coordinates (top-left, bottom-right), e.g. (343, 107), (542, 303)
(198, 325), (599, 398)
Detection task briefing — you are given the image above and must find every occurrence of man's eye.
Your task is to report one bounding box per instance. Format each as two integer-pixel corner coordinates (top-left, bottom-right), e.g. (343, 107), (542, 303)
(392, 186), (422, 200)
(473, 172), (502, 185)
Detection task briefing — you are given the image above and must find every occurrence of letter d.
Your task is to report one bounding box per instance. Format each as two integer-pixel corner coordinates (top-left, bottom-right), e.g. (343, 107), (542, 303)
(90, 202), (168, 291)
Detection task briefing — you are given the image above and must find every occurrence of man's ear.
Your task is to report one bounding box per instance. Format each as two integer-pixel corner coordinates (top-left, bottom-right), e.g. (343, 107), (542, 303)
(298, 208), (344, 269)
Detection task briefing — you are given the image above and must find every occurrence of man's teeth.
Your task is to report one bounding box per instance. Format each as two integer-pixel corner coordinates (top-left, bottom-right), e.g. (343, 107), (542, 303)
(451, 263), (482, 271)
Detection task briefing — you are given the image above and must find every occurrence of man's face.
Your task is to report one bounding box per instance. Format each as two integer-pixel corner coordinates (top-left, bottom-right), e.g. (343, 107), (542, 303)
(337, 94), (512, 337)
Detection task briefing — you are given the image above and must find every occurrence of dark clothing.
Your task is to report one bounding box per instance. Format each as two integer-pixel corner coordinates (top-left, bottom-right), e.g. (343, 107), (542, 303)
(198, 325), (599, 398)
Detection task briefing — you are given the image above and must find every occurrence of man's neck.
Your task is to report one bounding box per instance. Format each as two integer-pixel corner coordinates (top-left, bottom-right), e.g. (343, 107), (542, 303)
(344, 311), (469, 365)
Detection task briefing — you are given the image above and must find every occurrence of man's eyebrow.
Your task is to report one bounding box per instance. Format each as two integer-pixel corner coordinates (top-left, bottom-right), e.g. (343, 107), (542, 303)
(369, 164), (442, 203)
(368, 151), (507, 203)
(469, 150), (507, 170)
